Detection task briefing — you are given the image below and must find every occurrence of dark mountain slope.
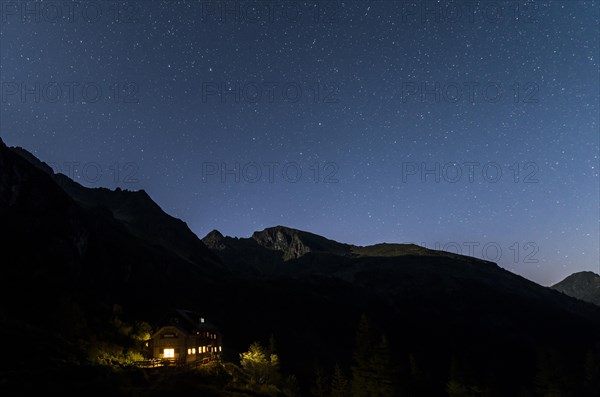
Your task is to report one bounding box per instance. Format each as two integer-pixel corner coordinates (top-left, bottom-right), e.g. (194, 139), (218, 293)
(203, 225), (600, 341)
(10, 146), (221, 268)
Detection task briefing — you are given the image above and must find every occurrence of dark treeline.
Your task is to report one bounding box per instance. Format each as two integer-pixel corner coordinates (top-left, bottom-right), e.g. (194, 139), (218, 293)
(305, 315), (600, 397)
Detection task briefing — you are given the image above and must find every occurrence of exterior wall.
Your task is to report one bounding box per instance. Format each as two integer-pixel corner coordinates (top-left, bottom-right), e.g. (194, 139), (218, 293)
(152, 326), (189, 362)
(182, 331), (223, 363)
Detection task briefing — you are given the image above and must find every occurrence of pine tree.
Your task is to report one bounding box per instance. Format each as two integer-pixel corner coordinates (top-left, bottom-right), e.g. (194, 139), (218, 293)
(268, 334), (277, 357)
(447, 356), (468, 397)
(266, 335), (281, 385)
(351, 314), (374, 397)
(369, 336), (396, 397)
(331, 364), (350, 397)
(446, 355), (483, 397)
(408, 352), (428, 396)
(350, 315), (397, 397)
(534, 348), (563, 397)
(312, 363), (329, 397)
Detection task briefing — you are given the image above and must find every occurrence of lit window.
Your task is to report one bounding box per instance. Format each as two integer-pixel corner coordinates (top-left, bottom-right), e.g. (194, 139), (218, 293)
(219, 346), (222, 352)
(187, 348), (191, 354)
(164, 348), (175, 358)
(192, 348), (196, 354)
(203, 346), (206, 353)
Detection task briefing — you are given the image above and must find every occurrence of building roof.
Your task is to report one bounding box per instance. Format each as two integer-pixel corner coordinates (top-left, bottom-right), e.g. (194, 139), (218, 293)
(154, 309), (220, 337)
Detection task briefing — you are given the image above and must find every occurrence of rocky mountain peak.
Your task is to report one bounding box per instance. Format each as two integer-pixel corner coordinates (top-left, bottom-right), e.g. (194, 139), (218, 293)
(551, 271), (600, 306)
(202, 230), (227, 250)
(251, 226), (311, 260)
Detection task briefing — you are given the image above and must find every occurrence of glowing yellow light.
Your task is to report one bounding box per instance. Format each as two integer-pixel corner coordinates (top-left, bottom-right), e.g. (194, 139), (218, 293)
(219, 346), (222, 352)
(164, 348), (174, 358)
(192, 348), (196, 354)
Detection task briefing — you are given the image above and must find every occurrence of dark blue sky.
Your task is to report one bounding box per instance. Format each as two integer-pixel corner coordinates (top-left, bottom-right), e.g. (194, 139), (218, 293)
(1, 1), (598, 285)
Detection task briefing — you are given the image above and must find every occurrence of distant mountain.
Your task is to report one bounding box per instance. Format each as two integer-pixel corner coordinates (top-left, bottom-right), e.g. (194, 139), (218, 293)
(202, 225), (355, 274)
(202, 225), (485, 275)
(552, 271), (600, 306)
(252, 225), (352, 259)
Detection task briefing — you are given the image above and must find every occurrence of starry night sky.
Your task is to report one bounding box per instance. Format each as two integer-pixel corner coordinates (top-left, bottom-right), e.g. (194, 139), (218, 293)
(1, 1), (598, 285)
